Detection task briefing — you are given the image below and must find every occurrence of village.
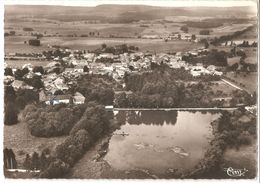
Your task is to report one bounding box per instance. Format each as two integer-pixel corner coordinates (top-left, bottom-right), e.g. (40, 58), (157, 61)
(4, 41), (227, 107)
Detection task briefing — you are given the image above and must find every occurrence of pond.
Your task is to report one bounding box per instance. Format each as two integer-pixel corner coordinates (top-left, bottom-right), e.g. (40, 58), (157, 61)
(104, 110), (220, 175)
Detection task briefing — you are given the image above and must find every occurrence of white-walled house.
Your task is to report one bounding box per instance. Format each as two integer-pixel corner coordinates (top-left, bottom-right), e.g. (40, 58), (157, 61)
(73, 92), (85, 104)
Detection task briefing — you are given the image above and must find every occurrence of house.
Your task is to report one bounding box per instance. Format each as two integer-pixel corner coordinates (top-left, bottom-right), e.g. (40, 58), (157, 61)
(53, 77), (69, 91)
(4, 76), (15, 85)
(73, 92), (85, 104)
(83, 53), (95, 60)
(180, 33), (192, 40)
(189, 50), (198, 56)
(74, 65), (84, 72)
(12, 80), (33, 90)
(97, 53), (115, 59)
(39, 90), (72, 105)
(105, 105), (114, 110)
(207, 65), (217, 72)
(142, 35), (160, 39)
(190, 66), (210, 77)
(46, 95), (72, 105)
(22, 64), (33, 71)
(207, 65), (223, 76)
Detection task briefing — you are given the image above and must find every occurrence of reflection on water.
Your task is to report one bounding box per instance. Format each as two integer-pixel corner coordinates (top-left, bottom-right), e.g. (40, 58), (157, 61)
(104, 111), (220, 175)
(115, 110), (178, 126)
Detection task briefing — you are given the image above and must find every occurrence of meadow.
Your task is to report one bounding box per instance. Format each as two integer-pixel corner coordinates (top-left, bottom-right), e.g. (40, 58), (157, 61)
(224, 72), (257, 94)
(5, 36), (202, 54)
(4, 119), (66, 168)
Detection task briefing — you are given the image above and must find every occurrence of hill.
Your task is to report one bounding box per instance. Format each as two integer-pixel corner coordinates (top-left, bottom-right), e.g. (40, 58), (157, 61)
(5, 5), (257, 23)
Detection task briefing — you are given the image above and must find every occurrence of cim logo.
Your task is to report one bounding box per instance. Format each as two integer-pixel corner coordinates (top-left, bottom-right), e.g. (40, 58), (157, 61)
(224, 167), (248, 177)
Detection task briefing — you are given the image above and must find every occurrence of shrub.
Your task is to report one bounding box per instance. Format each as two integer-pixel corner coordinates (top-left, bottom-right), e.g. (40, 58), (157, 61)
(39, 159), (70, 178)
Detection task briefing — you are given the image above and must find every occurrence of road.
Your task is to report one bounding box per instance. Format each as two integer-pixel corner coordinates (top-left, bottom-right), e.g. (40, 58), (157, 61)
(221, 78), (243, 90)
(108, 107), (238, 111)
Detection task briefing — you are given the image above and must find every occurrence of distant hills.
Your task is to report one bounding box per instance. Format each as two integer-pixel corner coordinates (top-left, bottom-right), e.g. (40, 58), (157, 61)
(5, 5), (257, 23)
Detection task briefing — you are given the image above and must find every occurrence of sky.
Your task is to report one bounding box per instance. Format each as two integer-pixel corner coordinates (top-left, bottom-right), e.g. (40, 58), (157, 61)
(4, 0), (258, 7)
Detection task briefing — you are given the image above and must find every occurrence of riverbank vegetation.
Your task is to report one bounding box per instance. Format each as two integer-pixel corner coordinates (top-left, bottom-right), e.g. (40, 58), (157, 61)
(39, 102), (113, 178)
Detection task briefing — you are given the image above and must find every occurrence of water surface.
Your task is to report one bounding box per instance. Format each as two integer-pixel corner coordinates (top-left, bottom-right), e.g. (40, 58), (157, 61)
(104, 111), (220, 175)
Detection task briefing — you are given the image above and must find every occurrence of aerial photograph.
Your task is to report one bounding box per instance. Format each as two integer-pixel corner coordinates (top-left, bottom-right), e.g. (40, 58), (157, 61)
(2, 0), (258, 180)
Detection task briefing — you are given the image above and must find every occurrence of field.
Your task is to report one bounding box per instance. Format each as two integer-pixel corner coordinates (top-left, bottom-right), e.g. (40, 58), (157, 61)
(5, 20), (185, 38)
(243, 48), (258, 64)
(4, 117), (66, 168)
(4, 36), (52, 54)
(190, 23), (255, 39)
(5, 60), (49, 68)
(227, 57), (240, 66)
(5, 36), (202, 54)
(233, 25), (257, 41)
(224, 72), (257, 94)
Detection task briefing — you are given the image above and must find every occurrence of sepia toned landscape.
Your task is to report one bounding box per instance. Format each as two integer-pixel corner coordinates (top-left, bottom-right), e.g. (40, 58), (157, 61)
(3, 1), (258, 179)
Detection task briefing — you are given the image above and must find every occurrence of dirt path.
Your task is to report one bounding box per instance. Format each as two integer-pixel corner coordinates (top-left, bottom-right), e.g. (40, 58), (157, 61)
(221, 79), (243, 91)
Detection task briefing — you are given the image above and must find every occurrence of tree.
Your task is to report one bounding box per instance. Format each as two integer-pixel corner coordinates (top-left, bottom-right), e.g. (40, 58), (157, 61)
(101, 43), (107, 49)
(33, 66), (44, 74)
(4, 67), (13, 76)
(54, 90), (64, 95)
(4, 85), (16, 104)
(15, 68), (29, 80)
(128, 65), (134, 71)
(180, 26), (188, 33)
(39, 159), (70, 178)
(201, 39), (209, 49)
(10, 31), (16, 35)
(25, 76), (44, 89)
(199, 30), (210, 35)
(4, 102), (18, 125)
(230, 63), (239, 71)
(40, 152), (48, 170)
(29, 39), (40, 46)
(83, 65), (89, 72)
(31, 152), (40, 169)
(23, 154), (31, 170)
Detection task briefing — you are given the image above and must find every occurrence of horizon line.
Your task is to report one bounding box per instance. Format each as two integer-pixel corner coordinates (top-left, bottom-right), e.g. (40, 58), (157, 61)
(4, 0), (258, 8)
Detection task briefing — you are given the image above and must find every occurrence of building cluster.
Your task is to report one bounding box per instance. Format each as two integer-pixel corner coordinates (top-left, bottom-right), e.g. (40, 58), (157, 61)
(5, 44), (225, 105)
(142, 32), (199, 42)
